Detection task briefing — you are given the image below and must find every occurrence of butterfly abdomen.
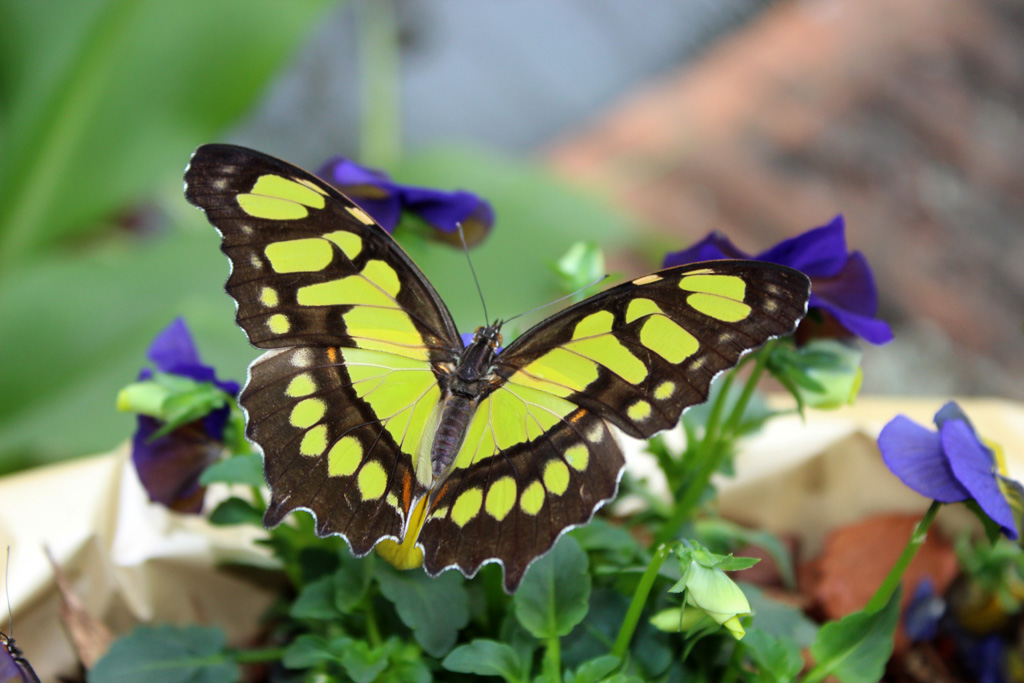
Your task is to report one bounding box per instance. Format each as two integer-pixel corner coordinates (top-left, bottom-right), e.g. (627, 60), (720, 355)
(430, 324), (503, 478)
(431, 394), (477, 478)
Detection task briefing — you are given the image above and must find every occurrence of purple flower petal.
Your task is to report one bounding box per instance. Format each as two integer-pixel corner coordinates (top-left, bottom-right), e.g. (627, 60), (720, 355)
(352, 195), (404, 231)
(807, 251), (892, 343)
(318, 156), (392, 188)
(402, 186), (495, 246)
(878, 415), (970, 503)
(317, 157), (493, 244)
(148, 317), (201, 371)
(943, 419), (1018, 540)
(662, 216), (892, 344)
(130, 318), (240, 513)
(132, 415), (225, 513)
(903, 579), (944, 642)
(662, 232), (748, 266)
(757, 217), (850, 276)
(933, 401), (972, 429)
(962, 634), (1005, 683)
(144, 318), (239, 396)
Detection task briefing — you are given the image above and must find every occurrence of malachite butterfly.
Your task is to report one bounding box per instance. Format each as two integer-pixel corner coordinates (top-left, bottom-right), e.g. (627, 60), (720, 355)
(185, 144), (811, 592)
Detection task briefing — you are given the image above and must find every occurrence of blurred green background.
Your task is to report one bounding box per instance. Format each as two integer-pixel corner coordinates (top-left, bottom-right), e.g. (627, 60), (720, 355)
(0, 0), (687, 473)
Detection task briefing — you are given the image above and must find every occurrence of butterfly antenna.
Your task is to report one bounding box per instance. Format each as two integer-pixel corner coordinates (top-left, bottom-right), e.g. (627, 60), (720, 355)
(504, 274), (609, 325)
(4, 546), (11, 638)
(458, 223), (490, 324)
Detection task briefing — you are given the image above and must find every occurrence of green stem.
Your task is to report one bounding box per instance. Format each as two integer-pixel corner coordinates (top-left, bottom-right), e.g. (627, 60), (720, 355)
(364, 599), (382, 647)
(690, 370), (734, 469)
(864, 500), (942, 614)
(653, 375), (734, 546)
(357, 0), (401, 168)
(655, 347), (771, 545)
(543, 635), (561, 681)
(720, 640), (746, 683)
(612, 544), (672, 659)
(720, 342), (773, 437)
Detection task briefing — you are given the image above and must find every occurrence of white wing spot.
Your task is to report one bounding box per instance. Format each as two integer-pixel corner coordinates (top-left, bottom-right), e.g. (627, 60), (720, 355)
(291, 348), (314, 367)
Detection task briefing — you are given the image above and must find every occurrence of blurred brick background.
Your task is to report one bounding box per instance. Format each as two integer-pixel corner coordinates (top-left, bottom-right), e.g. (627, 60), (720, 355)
(546, 0), (1024, 399)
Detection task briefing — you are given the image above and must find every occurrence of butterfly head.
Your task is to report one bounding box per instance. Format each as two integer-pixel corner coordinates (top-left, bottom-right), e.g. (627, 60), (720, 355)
(472, 322), (503, 351)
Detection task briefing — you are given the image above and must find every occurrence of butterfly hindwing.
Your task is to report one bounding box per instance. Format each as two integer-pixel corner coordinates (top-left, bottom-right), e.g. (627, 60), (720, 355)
(244, 345), (448, 553)
(494, 261), (810, 438)
(419, 403), (621, 590)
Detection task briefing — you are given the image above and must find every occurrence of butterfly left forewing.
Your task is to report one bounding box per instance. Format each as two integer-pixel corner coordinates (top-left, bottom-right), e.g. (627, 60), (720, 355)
(184, 144), (460, 355)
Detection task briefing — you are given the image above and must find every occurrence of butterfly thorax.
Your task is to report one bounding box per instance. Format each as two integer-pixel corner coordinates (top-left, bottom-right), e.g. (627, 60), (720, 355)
(429, 323), (503, 479)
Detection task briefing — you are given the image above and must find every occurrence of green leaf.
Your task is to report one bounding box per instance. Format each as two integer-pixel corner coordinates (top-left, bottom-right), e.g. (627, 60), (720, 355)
(200, 453), (264, 487)
(742, 629), (804, 683)
(0, 0), (335, 265)
(741, 583), (818, 648)
(282, 634), (348, 668)
(341, 639), (393, 683)
(570, 518), (640, 562)
(289, 575), (339, 621)
(207, 497), (263, 527)
(89, 624), (238, 683)
(714, 556), (760, 571)
(569, 655), (621, 683)
(442, 639), (526, 683)
(695, 519), (796, 588)
(156, 385), (228, 436)
(376, 567), (469, 657)
(333, 556), (372, 612)
(807, 586), (902, 683)
(514, 536), (591, 639)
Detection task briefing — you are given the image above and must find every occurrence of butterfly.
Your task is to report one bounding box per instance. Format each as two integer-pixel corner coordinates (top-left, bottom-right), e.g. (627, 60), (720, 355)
(184, 144), (810, 592)
(0, 633), (38, 683)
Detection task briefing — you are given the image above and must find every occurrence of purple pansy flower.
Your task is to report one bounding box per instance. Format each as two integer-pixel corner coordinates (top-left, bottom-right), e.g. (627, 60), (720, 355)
(317, 157), (494, 247)
(663, 216), (893, 344)
(130, 318), (239, 513)
(878, 402), (1024, 540)
(903, 579), (945, 642)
